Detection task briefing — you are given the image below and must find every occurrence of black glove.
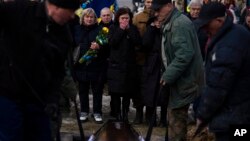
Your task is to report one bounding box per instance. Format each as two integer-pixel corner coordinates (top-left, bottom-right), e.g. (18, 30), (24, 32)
(44, 103), (59, 120)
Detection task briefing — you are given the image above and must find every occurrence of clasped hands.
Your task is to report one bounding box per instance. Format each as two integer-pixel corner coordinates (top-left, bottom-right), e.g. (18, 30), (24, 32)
(90, 42), (100, 50)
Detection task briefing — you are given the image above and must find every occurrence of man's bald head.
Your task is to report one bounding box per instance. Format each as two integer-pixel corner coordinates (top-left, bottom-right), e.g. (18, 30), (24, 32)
(100, 7), (113, 24)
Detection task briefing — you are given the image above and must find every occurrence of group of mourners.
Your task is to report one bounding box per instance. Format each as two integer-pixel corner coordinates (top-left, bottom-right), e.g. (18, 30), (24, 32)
(70, 0), (168, 126)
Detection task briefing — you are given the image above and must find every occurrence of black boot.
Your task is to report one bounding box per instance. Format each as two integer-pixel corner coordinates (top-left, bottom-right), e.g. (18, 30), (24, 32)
(133, 106), (143, 124)
(116, 113), (122, 121)
(145, 106), (156, 126)
(159, 105), (167, 127)
(122, 97), (130, 122)
(122, 107), (129, 122)
(109, 97), (116, 117)
(112, 95), (122, 121)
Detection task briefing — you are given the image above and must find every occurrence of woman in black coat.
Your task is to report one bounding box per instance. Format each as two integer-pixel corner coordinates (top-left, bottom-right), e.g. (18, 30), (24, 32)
(141, 17), (168, 126)
(107, 7), (141, 121)
(73, 8), (108, 123)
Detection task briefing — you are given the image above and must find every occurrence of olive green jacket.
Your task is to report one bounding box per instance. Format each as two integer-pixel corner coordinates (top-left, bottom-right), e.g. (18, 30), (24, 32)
(161, 9), (204, 109)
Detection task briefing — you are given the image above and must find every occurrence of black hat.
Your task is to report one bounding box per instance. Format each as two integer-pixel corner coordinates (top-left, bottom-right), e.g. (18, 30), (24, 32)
(195, 2), (226, 28)
(152, 0), (172, 11)
(48, 0), (80, 10)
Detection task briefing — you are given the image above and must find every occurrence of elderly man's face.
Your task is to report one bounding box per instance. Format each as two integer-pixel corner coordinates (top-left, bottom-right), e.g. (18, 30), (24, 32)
(190, 4), (201, 19)
(100, 9), (112, 24)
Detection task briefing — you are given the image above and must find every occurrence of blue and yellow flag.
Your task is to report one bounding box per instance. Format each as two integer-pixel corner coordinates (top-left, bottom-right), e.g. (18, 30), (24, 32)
(80, 0), (118, 17)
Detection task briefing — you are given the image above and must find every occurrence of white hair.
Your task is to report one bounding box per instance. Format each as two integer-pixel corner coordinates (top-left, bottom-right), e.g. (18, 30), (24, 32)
(188, 0), (203, 7)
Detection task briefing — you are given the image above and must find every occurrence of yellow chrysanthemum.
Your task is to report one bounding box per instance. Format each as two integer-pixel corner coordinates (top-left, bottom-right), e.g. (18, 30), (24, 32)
(102, 27), (109, 34)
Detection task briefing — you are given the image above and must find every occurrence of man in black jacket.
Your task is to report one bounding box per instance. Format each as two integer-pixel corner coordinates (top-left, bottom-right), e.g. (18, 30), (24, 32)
(0, 0), (79, 141)
(195, 2), (250, 141)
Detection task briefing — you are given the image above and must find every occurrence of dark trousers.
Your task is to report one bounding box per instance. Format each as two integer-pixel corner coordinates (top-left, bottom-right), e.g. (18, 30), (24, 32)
(109, 94), (116, 116)
(0, 96), (52, 141)
(132, 65), (143, 108)
(111, 94), (130, 117)
(78, 80), (104, 114)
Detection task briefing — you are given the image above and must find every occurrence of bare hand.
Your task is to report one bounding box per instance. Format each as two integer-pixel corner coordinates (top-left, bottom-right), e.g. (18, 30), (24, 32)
(120, 21), (129, 30)
(154, 20), (161, 28)
(160, 79), (166, 86)
(196, 118), (203, 128)
(90, 42), (100, 50)
(193, 118), (207, 137)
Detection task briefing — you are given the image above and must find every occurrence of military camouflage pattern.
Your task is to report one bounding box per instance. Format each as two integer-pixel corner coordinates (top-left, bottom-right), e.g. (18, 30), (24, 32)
(167, 105), (189, 141)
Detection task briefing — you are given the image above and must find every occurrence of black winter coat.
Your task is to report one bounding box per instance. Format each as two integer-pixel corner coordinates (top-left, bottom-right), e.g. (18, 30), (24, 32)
(0, 1), (72, 104)
(243, 22), (250, 32)
(99, 21), (113, 29)
(98, 21), (113, 62)
(141, 25), (166, 107)
(187, 13), (208, 60)
(107, 24), (141, 96)
(73, 23), (108, 82)
(196, 17), (250, 132)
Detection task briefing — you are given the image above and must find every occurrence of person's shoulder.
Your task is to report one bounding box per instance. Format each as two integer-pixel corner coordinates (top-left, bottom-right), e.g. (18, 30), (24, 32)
(1, 0), (39, 10)
(234, 24), (250, 33)
(96, 24), (104, 31)
(173, 14), (193, 28)
(179, 14), (193, 24)
(231, 24), (250, 43)
(134, 11), (149, 19)
(218, 24), (250, 52)
(108, 24), (119, 32)
(225, 24), (250, 39)
(134, 11), (144, 16)
(129, 24), (138, 30)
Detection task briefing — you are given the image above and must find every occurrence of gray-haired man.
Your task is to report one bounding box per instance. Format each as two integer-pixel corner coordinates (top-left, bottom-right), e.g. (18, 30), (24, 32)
(152, 0), (204, 140)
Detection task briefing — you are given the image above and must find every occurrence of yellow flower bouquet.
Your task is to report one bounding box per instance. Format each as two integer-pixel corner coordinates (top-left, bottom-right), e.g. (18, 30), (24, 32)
(78, 27), (109, 64)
